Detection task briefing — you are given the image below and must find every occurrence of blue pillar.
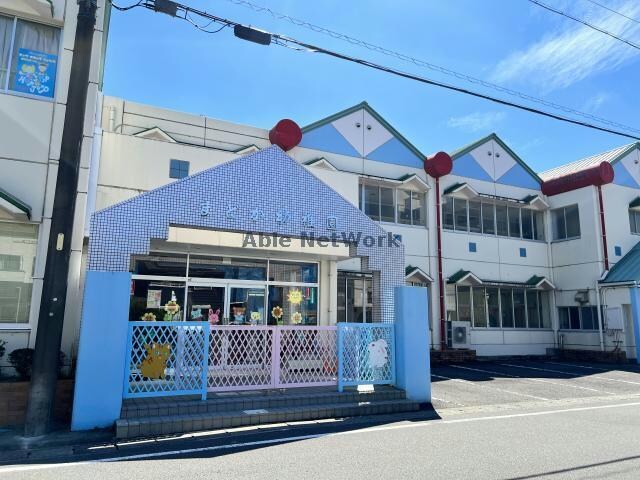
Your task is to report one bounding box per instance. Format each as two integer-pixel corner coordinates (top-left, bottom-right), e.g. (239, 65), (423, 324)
(71, 271), (131, 430)
(629, 287), (640, 365)
(394, 286), (431, 403)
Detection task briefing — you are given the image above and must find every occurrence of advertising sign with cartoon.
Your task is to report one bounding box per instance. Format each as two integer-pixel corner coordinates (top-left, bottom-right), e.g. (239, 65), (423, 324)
(14, 48), (57, 98)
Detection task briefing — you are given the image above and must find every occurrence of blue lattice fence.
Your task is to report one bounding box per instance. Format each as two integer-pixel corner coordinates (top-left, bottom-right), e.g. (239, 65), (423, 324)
(124, 322), (209, 399)
(337, 323), (396, 392)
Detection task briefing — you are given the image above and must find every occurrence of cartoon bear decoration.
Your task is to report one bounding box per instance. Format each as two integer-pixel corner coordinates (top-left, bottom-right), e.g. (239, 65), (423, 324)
(139, 343), (171, 380)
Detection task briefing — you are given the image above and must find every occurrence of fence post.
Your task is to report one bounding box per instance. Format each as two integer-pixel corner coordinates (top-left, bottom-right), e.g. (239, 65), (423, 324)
(272, 327), (281, 387)
(122, 323), (133, 399)
(337, 324), (344, 392)
(201, 325), (210, 400)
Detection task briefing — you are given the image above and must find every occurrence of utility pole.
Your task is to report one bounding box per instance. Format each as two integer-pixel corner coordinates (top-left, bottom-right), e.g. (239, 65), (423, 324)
(24, 0), (98, 437)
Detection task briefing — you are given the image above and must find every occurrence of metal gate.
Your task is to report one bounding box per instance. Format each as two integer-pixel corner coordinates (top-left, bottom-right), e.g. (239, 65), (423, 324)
(207, 326), (338, 391)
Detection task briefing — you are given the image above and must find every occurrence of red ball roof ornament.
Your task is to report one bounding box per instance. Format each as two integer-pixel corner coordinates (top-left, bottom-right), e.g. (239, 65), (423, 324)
(269, 119), (302, 152)
(424, 151), (453, 178)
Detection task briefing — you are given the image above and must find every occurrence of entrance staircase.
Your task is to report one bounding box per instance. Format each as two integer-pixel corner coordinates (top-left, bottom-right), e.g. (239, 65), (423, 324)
(115, 386), (420, 439)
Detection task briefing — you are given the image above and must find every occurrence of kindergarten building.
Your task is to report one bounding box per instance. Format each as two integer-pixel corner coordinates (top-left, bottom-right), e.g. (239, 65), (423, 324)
(77, 96), (640, 364)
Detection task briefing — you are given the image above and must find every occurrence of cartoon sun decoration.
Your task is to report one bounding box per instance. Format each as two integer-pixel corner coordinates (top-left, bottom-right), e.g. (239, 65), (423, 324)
(251, 311), (262, 322)
(287, 289), (303, 305)
(291, 312), (302, 324)
(271, 306), (284, 319)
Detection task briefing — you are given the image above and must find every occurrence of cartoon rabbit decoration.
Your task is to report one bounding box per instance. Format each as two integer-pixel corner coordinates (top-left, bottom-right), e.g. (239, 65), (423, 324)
(208, 308), (220, 325)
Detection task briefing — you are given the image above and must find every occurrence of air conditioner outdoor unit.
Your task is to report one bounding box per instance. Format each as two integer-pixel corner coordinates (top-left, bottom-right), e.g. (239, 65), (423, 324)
(451, 321), (471, 349)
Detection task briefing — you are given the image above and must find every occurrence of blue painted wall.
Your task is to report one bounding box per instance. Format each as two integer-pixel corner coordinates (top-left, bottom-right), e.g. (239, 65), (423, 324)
(451, 153), (493, 182)
(613, 162), (639, 189)
(366, 137), (423, 168)
(71, 271), (132, 430)
(394, 286), (431, 403)
(299, 124), (361, 157)
(628, 287), (640, 364)
(496, 163), (540, 190)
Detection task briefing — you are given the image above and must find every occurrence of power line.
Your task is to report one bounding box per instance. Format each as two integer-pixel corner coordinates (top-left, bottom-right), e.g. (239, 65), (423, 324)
(582, 0), (640, 25)
(527, 0), (640, 50)
(109, 0), (640, 142)
(221, 0), (640, 135)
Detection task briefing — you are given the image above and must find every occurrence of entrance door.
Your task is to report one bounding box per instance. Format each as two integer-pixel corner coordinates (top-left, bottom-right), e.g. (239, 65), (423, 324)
(337, 272), (373, 323)
(187, 285), (225, 324)
(227, 285), (267, 325)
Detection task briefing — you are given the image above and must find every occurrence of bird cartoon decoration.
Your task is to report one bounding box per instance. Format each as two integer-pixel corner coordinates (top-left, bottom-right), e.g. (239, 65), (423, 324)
(139, 343), (171, 380)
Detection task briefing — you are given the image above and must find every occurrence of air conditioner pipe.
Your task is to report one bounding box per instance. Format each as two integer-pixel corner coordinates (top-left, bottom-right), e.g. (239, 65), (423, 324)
(424, 152), (453, 350)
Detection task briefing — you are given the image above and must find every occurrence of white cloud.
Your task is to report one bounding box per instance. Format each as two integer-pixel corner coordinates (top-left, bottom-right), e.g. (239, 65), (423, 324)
(447, 111), (506, 132)
(491, 1), (640, 91)
(582, 92), (611, 112)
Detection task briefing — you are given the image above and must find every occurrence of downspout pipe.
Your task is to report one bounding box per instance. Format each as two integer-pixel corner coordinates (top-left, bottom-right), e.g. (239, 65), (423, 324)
(597, 184), (610, 271)
(424, 152), (453, 351)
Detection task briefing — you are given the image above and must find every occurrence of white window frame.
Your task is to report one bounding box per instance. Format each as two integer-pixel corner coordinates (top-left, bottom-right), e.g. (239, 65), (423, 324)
(551, 204), (581, 241)
(0, 13), (62, 102)
(360, 182), (427, 228)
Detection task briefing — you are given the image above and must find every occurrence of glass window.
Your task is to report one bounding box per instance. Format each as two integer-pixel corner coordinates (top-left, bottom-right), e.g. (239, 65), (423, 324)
(553, 205), (580, 240)
(228, 287), (266, 325)
(337, 272), (373, 323)
(169, 159), (189, 179)
(454, 198), (468, 232)
(0, 15), (12, 88)
(0, 222), (38, 324)
(581, 306), (596, 330)
(364, 185), (380, 221)
(526, 290), (540, 328)
(487, 287), (500, 327)
(130, 253), (187, 276)
(412, 191), (426, 226)
(569, 306), (581, 329)
(130, 279), (186, 321)
(508, 207), (521, 238)
(380, 187), (395, 222)
(468, 201), (482, 233)
(189, 256), (267, 280)
(268, 285), (318, 325)
(513, 289), (526, 327)
(472, 287), (487, 327)
(1, 18), (60, 98)
(565, 205), (581, 238)
(187, 285), (225, 323)
(630, 210), (640, 234)
(559, 307), (570, 329)
(446, 284), (457, 322)
(496, 205), (508, 236)
(443, 197), (454, 230)
(521, 209), (533, 240)
(397, 189), (411, 225)
(540, 291), (551, 328)
(500, 289), (514, 327)
(533, 211), (545, 240)
(457, 286), (471, 322)
(269, 261), (317, 283)
(482, 203), (495, 235)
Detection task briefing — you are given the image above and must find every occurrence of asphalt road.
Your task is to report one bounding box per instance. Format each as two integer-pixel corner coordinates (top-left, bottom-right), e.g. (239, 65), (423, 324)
(3, 360), (640, 480)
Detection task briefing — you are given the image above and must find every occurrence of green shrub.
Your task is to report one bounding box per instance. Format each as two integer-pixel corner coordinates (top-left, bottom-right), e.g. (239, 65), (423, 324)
(8, 348), (66, 380)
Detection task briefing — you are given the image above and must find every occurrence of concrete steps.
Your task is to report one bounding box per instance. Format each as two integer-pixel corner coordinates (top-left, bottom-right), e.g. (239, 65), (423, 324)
(116, 387), (420, 439)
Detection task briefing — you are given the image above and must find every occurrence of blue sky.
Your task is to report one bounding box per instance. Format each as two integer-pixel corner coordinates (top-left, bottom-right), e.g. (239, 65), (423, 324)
(104, 0), (639, 172)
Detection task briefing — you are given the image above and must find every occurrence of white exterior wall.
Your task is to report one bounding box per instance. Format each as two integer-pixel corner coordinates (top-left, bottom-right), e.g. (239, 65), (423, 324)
(0, 0), (108, 372)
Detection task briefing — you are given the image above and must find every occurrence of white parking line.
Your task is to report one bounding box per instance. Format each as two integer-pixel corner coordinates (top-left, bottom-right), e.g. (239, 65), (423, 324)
(3, 400), (640, 474)
(546, 361), (640, 374)
(449, 364), (616, 395)
(432, 373), (550, 401)
(501, 363), (640, 387)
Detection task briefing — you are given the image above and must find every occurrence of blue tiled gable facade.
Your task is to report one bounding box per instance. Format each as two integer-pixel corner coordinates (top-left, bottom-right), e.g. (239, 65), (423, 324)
(88, 145), (405, 323)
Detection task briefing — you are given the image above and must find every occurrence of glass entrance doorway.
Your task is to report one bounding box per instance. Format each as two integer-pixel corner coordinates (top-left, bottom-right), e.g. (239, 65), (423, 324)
(188, 283), (267, 325)
(337, 271), (373, 323)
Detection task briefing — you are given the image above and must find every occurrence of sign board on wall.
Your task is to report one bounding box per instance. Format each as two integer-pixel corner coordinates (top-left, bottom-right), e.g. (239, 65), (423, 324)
(14, 49), (57, 98)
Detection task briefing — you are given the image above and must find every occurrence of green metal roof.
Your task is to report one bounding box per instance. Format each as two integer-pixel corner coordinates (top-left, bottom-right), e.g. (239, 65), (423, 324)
(601, 242), (640, 284)
(442, 182), (466, 195)
(629, 197), (640, 209)
(0, 187), (31, 219)
(449, 133), (542, 184)
(301, 101), (425, 161)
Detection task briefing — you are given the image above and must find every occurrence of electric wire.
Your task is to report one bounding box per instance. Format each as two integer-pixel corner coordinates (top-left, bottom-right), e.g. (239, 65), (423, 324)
(109, 0), (640, 142)
(583, 0), (640, 24)
(221, 0), (640, 135)
(527, 0), (640, 50)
